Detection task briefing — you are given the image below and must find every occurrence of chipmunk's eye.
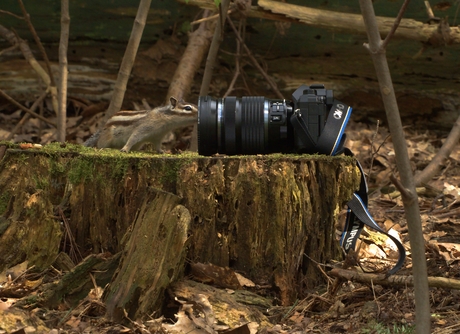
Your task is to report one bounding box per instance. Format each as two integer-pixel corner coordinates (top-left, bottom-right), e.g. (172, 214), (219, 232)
(184, 106), (192, 111)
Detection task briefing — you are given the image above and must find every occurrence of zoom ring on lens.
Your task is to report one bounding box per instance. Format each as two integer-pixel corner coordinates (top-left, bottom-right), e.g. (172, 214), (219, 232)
(240, 96), (265, 154)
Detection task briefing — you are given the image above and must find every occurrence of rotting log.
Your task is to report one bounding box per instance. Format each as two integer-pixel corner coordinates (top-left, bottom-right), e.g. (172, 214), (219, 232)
(179, 0), (460, 45)
(168, 279), (273, 330)
(0, 143), (360, 314)
(105, 188), (191, 322)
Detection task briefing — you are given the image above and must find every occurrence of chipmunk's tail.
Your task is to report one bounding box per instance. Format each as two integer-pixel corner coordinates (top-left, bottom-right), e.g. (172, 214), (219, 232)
(83, 129), (101, 147)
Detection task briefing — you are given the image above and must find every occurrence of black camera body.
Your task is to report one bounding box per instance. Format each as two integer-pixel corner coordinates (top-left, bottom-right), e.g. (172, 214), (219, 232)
(197, 84), (351, 156)
(197, 85), (407, 275)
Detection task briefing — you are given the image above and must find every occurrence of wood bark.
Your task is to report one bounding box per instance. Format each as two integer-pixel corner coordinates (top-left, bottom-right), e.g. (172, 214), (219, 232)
(181, 0), (460, 45)
(330, 268), (460, 290)
(57, 0), (70, 142)
(168, 279), (273, 329)
(166, 10), (214, 102)
(102, 0), (152, 123)
(358, 1), (431, 332)
(105, 188), (191, 321)
(0, 144), (360, 313)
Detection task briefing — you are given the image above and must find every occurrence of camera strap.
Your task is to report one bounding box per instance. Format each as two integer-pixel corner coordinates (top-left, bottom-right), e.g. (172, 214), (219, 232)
(290, 102), (406, 275)
(341, 148), (406, 275)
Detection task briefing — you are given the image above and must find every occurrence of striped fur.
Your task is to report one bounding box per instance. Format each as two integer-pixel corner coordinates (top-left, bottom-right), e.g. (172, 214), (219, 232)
(91, 96), (197, 152)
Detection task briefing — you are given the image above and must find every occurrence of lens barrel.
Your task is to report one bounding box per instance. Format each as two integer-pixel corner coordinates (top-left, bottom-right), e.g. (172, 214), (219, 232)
(198, 96), (293, 155)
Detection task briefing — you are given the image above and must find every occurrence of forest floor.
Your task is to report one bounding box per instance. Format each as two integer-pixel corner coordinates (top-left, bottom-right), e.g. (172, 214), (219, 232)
(1, 68), (460, 333)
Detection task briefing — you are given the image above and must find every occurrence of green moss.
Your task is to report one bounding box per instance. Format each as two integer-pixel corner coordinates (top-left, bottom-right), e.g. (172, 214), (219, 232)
(0, 140), (16, 148)
(0, 191), (11, 215)
(33, 176), (49, 190)
(49, 159), (67, 175)
(158, 154), (196, 184)
(68, 157), (95, 184)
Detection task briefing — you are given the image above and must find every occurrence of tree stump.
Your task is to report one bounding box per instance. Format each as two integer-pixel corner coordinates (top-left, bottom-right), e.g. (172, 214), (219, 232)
(105, 188), (191, 321)
(0, 143), (360, 317)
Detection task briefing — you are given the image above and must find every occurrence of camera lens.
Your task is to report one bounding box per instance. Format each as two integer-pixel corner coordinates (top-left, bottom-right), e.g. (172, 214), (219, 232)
(198, 96), (293, 155)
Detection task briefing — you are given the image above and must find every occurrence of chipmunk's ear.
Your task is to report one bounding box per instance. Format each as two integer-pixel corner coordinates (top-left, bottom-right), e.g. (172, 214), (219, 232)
(170, 96), (178, 108)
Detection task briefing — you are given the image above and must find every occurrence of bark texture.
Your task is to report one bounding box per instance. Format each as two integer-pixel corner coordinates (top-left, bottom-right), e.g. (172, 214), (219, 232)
(0, 144), (360, 311)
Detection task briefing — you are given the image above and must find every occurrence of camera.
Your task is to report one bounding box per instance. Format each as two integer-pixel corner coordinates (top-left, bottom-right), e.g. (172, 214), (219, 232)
(197, 84), (352, 156)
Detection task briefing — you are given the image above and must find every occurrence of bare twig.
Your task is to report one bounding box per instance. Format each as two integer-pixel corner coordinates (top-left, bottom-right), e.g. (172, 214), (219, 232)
(0, 24), (55, 103)
(0, 44), (19, 56)
(359, 0), (431, 332)
(390, 174), (415, 204)
(17, 0), (59, 115)
(59, 207), (83, 264)
(57, 0), (70, 142)
(191, 9), (233, 25)
(381, 0), (411, 49)
(224, 19), (243, 97)
(169, 10), (213, 151)
(414, 112), (460, 186)
(424, 1), (440, 22)
(200, 0), (231, 96)
(17, 0), (56, 87)
(226, 16), (284, 99)
(102, 0), (152, 123)
(0, 9), (24, 20)
(0, 89), (56, 127)
(5, 91), (48, 140)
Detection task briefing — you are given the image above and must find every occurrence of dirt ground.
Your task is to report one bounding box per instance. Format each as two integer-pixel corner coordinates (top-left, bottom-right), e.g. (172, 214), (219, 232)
(1, 57), (460, 333)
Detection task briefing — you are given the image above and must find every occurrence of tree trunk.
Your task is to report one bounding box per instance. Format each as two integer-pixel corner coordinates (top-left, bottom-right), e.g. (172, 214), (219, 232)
(0, 144), (360, 315)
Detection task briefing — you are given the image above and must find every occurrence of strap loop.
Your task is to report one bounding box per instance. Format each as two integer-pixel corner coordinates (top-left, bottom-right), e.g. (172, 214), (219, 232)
(295, 100), (406, 275)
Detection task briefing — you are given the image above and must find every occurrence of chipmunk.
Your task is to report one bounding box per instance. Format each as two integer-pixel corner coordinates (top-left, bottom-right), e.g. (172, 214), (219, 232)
(84, 97), (197, 152)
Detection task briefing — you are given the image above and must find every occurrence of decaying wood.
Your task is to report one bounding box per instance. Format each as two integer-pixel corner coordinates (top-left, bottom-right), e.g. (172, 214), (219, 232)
(0, 307), (50, 333)
(0, 144), (360, 310)
(329, 268), (460, 290)
(0, 178), (62, 273)
(105, 188), (191, 321)
(180, 0), (460, 45)
(15, 253), (118, 309)
(177, 156), (360, 304)
(169, 279), (273, 330)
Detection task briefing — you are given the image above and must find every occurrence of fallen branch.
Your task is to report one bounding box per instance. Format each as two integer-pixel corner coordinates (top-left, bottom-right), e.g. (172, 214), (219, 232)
(330, 268), (460, 290)
(179, 0), (460, 45)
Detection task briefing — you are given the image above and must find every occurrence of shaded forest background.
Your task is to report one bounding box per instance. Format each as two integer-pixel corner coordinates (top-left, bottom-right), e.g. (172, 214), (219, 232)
(1, 0), (460, 139)
(1, 1), (460, 333)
